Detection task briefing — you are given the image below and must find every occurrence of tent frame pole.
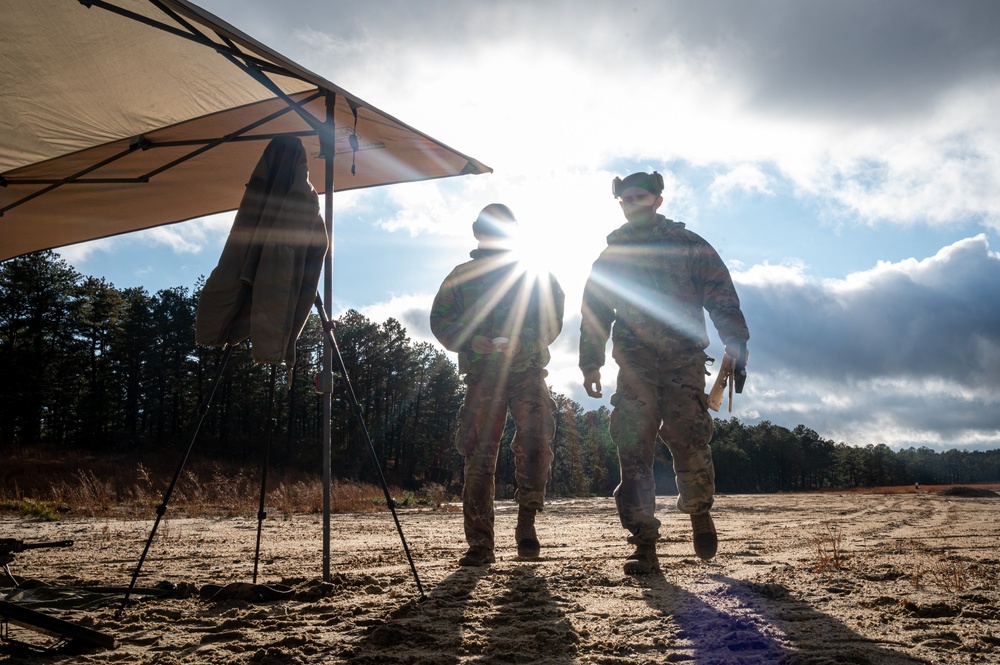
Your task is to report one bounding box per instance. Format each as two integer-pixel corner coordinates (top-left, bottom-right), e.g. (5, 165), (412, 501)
(321, 91), (336, 582)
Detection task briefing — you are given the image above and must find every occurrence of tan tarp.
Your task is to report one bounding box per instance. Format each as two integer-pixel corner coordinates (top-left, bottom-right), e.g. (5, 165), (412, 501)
(0, 0), (491, 261)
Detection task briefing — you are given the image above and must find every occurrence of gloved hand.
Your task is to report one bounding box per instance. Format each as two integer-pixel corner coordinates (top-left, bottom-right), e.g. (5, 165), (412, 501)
(725, 339), (748, 393)
(582, 369), (603, 398)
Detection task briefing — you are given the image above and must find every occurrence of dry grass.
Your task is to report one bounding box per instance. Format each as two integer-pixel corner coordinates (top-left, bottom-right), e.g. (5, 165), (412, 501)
(808, 521), (848, 571)
(0, 445), (456, 519)
(901, 539), (1000, 593)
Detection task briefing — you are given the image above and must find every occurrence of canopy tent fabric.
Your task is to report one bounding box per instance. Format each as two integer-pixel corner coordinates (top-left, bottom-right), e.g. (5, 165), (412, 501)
(0, 0), (491, 261)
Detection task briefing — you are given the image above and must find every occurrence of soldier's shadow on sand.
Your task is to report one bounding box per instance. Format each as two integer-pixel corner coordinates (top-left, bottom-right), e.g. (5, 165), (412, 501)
(470, 565), (577, 665)
(638, 571), (930, 664)
(341, 566), (486, 665)
(343, 564), (576, 665)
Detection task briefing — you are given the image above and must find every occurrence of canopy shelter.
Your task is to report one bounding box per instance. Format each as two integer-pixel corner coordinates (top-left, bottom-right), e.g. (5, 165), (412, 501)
(0, 0), (490, 260)
(1, 0), (491, 585)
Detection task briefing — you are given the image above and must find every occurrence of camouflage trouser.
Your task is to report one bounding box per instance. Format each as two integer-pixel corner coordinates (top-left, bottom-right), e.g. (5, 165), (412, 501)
(610, 356), (715, 545)
(456, 370), (556, 551)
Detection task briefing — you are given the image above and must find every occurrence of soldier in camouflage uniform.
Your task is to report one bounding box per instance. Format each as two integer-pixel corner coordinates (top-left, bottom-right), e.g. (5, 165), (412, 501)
(579, 172), (749, 574)
(431, 204), (565, 567)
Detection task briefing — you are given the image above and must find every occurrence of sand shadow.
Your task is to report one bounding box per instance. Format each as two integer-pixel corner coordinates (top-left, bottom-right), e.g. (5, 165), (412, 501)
(342, 565), (489, 665)
(713, 573), (933, 664)
(470, 566), (578, 665)
(637, 570), (790, 661)
(342, 562), (578, 665)
(637, 571), (931, 664)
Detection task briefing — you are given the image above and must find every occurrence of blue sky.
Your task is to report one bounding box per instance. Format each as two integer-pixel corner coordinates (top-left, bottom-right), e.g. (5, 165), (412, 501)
(58, 1), (1000, 451)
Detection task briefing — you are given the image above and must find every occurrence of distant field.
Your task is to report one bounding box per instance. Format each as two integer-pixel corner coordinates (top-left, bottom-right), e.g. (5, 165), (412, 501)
(828, 483), (1000, 494)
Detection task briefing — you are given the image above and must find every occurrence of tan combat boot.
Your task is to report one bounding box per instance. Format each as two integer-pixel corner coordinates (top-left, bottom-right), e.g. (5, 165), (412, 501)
(515, 506), (540, 558)
(691, 512), (718, 560)
(458, 546), (495, 567)
(623, 542), (658, 575)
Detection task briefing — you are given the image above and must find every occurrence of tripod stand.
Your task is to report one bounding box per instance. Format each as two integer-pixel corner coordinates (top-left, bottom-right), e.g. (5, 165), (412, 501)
(118, 301), (426, 615)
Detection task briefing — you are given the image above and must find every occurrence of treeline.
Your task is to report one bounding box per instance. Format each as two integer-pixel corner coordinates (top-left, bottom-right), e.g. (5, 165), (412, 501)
(709, 420), (1000, 493)
(2, 251), (999, 496)
(0, 252), (465, 488)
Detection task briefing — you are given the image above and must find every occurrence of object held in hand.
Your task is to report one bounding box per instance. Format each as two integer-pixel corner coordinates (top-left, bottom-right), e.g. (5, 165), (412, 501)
(707, 354), (739, 413)
(492, 336), (509, 351)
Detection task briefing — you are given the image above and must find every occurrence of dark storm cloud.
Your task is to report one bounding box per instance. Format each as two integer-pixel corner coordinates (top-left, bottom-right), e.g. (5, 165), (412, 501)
(638, 0), (1000, 117)
(734, 235), (1000, 447)
(762, 390), (1000, 449)
(397, 306), (433, 342)
(742, 235), (1000, 389)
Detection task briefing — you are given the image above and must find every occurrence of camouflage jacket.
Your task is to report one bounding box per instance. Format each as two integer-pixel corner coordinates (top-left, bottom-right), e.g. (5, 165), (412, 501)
(579, 215), (749, 373)
(431, 248), (565, 379)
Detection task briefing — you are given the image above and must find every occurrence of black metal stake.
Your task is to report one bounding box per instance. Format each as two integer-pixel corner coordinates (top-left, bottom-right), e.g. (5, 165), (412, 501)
(252, 364), (278, 584)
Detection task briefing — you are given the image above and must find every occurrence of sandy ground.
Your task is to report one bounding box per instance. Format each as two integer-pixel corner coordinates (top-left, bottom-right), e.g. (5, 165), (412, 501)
(1, 492), (999, 664)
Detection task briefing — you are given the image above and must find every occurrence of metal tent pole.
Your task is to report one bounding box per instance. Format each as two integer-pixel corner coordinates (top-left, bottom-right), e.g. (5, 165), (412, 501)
(320, 91), (336, 582)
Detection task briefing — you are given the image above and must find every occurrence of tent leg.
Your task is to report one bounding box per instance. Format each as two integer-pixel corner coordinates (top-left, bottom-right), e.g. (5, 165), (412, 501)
(313, 295), (427, 600)
(252, 364), (277, 584)
(321, 90), (336, 582)
(117, 344), (234, 616)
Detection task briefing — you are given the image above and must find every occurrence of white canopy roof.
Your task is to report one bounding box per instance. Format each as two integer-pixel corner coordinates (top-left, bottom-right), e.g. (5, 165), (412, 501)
(0, 0), (491, 261)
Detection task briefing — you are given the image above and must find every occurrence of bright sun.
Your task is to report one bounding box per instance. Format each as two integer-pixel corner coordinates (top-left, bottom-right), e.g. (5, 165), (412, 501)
(514, 221), (603, 308)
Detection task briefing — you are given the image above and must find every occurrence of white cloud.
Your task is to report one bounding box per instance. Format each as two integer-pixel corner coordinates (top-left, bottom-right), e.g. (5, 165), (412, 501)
(55, 237), (118, 264)
(356, 292), (436, 345)
(142, 217), (229, 254)
(733, 260), (810, 288)
(377, 179), (488, 238)
(709, 164), (773, 203)
(63, 213), (234, 262)
(401, 36), (992, 234)
(805, 89), (1000, 228)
